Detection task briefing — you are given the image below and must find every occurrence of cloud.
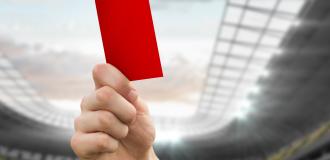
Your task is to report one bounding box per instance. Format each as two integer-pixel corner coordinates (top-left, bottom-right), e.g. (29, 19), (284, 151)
(0, 38), (206, 106)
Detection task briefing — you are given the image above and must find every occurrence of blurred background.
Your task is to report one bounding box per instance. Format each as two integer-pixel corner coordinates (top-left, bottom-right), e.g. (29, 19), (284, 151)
(1, 0), (330, 159)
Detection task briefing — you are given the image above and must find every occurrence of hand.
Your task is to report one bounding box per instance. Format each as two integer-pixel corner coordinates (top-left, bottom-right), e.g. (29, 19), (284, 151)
(71, 64), (158, 160)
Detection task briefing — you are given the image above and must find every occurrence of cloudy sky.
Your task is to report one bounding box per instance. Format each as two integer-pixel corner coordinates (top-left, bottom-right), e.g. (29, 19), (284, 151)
(0, 0), (224, 118)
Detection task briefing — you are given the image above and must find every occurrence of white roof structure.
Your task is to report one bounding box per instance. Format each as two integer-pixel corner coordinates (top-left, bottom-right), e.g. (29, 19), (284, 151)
(0, 0), (309, 143)
(0, 53), (75, 129)
(155, 0), (309, 141)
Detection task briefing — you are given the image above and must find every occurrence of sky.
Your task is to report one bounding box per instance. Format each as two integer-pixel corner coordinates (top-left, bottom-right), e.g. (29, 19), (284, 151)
(0, 0), (225, 118)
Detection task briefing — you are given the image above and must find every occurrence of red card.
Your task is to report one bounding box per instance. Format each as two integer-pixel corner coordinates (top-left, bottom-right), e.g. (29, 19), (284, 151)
(95, 0), (163, 81)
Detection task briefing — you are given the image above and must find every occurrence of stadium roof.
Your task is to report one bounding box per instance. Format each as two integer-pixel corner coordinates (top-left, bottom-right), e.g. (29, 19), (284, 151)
(0, 0), (309, 141)
(2, 0), (330, 159)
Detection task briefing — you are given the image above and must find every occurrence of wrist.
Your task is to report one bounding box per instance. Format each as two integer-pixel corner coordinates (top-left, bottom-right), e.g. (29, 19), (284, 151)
(149, 148), (159, 160)
(138, 147), (158, 160)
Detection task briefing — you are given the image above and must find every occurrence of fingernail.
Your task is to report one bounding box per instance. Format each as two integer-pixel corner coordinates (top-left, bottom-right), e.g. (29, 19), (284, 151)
(128, 90), (138, 103)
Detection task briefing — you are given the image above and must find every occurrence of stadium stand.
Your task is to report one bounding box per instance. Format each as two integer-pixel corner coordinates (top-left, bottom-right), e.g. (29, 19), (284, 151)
(268, 122), (330, 160)
(1, 0), (330, 160)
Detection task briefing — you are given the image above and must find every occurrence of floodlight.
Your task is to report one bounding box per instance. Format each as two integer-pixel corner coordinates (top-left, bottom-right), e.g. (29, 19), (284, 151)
(292, 20), (302, 27)
(155, 130), (183, 144)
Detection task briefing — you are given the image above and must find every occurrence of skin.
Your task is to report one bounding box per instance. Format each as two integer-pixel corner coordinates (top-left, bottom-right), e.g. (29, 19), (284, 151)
(71, 64), (158, 160)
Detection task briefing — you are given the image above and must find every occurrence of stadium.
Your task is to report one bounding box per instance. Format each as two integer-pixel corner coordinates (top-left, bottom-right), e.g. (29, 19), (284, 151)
(1, 0), (330, 159)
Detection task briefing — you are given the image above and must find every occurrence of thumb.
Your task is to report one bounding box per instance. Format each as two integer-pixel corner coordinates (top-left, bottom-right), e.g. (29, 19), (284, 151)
(92, 63), (132, 99)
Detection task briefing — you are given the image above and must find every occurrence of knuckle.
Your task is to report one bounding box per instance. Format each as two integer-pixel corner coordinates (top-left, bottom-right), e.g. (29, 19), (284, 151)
(98, 111), (114, 129)
(95, 86), (114, 104)
(108, 138), (119, 152)
(73, 116), (81, 131)
(80, 96), (87, 111)
(111, 139), (119, 152)
(118, 125), (129, 139)
(70, 134), (81, 152)
(125, 106), (137, 124)
(96, 135), (109, 150)
(96, 134), (116, 152)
